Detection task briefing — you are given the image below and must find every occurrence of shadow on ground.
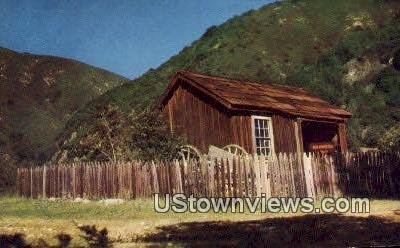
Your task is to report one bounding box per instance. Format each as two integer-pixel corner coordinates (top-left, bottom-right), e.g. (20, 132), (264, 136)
(140, 214), (400, 247)
(0, 225), (111, 248)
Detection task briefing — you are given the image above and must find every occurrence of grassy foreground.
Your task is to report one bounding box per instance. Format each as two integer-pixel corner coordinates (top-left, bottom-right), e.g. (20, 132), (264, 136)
(0, 197), (399, 247)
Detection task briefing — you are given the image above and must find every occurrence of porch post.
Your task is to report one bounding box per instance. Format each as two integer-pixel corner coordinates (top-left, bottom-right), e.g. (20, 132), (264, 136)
(338, 122), (348, 153)
(294, 118), (307, 196)
(294, 118), (304, 155)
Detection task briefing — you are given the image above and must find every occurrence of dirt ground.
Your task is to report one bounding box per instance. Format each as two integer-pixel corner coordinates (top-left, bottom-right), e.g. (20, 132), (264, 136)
(0, 197), (399, 247)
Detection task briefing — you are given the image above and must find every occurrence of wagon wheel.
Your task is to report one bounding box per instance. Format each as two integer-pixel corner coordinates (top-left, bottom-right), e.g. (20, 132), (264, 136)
(222, 144), (248, 157)
(178, 145), (201, 164)
(223, 144), (249, 196)
(179, 145), (203, 195)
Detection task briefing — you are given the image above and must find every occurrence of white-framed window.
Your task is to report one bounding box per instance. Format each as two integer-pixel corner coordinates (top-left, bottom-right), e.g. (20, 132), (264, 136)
(251, 116), (275, 156)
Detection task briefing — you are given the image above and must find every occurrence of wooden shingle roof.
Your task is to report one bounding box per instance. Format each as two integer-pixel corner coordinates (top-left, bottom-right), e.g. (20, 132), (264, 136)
(160, 70), (352, 121)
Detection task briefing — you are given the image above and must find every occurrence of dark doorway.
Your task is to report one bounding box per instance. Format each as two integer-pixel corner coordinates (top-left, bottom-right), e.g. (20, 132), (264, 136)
(301, 120), (339, 154)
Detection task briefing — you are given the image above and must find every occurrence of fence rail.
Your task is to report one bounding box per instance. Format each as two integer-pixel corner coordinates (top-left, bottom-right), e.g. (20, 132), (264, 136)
(16, 151), (400, 199)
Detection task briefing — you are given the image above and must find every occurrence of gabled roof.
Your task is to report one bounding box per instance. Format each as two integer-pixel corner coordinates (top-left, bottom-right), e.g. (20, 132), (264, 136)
(160, 70), (352, 121)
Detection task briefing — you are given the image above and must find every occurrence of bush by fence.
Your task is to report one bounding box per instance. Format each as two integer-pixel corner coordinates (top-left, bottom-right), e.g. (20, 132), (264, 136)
(16, 151), (400, 199)
(0, 155), (18, 194)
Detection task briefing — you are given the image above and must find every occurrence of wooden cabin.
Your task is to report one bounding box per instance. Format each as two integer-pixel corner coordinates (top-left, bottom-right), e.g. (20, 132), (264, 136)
(159, 71), (352, 155)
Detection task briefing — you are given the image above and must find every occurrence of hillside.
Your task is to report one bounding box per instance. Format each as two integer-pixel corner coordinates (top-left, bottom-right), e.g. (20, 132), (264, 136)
(0, 47), (128, 162)
(60, 0), (400, 155)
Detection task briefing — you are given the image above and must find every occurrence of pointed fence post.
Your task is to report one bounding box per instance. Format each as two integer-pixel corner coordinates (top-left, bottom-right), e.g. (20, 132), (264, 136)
(151, 161), (159, 194)
(266, 153), (275, 197)
(288, 153), (296, 197)
(209, 157), (215, 197)
(253, 154), (261, 197)
(303, 153), (314, 198)
(42, 165), (47, 198)
(30, 167), (33, 198)
(174, 159), (183, 194)
(329, 155), (341, 197)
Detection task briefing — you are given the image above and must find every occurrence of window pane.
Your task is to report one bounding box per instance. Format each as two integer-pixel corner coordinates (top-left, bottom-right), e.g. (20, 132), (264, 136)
(254, 118), (272, 155)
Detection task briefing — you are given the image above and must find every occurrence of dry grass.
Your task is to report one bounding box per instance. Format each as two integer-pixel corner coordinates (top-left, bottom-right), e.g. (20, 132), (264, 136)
(0, 197), (399, 247)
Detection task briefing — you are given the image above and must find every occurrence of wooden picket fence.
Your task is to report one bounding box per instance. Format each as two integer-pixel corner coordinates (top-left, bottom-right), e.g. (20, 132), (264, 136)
(335, 151), (400, 198)
(16, 151), (400, 199)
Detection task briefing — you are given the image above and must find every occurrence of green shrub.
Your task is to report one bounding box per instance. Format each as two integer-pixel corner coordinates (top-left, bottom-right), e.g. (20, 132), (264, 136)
(378, 123), (400, 151)
(57, 106), (183, 163)
(128, 108), (184, 162)
(0, 153), (17, 194)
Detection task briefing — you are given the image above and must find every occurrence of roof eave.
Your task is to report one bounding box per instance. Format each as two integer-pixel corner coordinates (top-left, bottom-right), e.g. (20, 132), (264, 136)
(159, 71), (234, 111)
(159, 71), (353, 122)
(230, 104), (351, 122)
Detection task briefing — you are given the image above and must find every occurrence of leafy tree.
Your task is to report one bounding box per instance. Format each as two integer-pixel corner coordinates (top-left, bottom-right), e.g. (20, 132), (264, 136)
(0, 152), (17, 194)
(58, 105), (183, 162)
(128, 108), (184, 162)
(61, 104), (132, 162)
(378, 123), (400, 151)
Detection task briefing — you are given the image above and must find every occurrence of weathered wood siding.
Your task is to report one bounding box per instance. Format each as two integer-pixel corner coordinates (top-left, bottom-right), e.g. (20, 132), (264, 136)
(228, 114), (298, 154)
(271, 115), (298, 153)
(162, 80), (347, 154)
(229, 115), (253, 153)
(163, 83), (231, 152)
(338, 123), (348, 152)
(163, 82), (300, 154)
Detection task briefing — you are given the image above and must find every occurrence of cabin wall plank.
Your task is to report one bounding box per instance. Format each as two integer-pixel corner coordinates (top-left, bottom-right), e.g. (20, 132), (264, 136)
(271, 115), (297, 153)
(162, 84), (232, 152)
(229, 115), (253, 153)
(338, 123), (348, 152)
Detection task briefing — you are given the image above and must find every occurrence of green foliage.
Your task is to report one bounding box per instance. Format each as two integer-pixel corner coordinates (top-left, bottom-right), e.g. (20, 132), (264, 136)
(129, 109), (184, 161)
(56, 106), (183, 162)
(378, 123), (400, 151)
(59, 104), (132, 162)
(0, 48), (128, 163)
(375, 69), (400, 109)
(0, 153), (17, 194)
(62, 0), (400, 152)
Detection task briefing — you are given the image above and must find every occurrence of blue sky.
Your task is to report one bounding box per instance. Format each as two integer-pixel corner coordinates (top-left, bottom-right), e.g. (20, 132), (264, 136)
(0, 0), (273, 79)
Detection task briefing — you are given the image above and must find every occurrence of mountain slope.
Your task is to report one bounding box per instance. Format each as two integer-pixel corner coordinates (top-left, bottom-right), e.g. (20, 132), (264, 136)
(0, 47), (128, 162)
(62, 0), (400, 153)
